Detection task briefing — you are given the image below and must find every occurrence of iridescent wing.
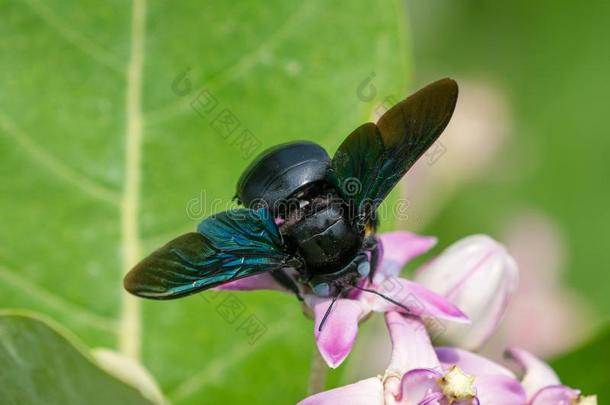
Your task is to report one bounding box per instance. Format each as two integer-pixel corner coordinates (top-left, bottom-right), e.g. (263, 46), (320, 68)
(328, 78), (458, 222)
(124, 208), (290, 299)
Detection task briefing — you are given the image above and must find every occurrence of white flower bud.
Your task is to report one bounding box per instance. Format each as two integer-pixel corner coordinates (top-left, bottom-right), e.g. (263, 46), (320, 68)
(415, 235), (518, 349)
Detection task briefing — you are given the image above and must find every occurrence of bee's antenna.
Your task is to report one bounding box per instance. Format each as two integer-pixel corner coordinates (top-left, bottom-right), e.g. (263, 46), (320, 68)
(318, 294), (340, 332)
(352, 285), (411, 313)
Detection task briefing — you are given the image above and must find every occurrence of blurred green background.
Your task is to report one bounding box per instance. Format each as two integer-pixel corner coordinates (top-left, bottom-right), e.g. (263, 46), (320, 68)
(0, 0), (608, 403)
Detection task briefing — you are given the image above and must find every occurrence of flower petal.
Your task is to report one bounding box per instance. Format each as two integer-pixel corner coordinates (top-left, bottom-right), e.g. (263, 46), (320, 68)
(369, 278), (469, 323)
(454, 397), (480, 405)
(475, 374), (527, 405)
(529, 385), (580, 405)
(385, 312), (441, 372)
(505, 348), (560, 400)
(415, 235), (518, 350)
(214, 273), (285, 291)
(435, 347), (515, 378)
(306, 296), (369, 368)
(297, 377), (384, 405)
(375, 231), (437, 283)
(397, 369), (443, 405)
(419, 393), (446, 405)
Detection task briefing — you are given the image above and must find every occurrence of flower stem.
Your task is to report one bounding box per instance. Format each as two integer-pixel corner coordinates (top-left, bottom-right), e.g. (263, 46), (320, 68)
(307, 347), (328, 395)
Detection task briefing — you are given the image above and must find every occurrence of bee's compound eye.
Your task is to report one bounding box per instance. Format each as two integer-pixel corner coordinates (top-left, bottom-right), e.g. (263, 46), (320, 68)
(312, 282), (331, 297)
(357, 261), (370, 278)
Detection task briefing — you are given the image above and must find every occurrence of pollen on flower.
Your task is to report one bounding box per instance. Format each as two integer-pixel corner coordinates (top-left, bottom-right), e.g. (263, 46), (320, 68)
(577, 395), (598, 405)
(439, 365), (476, 402)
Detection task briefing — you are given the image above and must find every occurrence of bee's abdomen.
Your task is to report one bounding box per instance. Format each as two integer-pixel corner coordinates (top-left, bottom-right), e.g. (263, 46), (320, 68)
(287, 204), (361, 274)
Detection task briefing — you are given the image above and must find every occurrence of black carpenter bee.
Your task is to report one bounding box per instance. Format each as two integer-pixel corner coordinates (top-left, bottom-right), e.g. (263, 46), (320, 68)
(124, 78), (458, 328)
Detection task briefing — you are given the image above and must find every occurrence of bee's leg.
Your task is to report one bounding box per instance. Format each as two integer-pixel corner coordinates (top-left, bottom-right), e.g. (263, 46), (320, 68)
(363, 236), (382, 283)
(271, 269), (304, 301)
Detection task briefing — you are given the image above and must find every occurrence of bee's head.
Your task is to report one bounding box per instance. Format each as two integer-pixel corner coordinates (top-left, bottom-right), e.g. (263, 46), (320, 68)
(309, 253), (369, 298)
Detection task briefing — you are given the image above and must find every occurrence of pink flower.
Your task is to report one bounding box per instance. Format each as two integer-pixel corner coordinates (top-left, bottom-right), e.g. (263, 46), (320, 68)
(299, 312), (527, 405)
(217, 231), (469, 368)
(414, 235), (519, 350)
(505, 348), (597, 404)
(299, 314), (597, 404)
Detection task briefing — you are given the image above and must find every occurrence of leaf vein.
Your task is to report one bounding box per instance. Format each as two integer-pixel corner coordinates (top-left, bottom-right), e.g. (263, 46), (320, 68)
(23, 0), (125, 75)
(144, 0), (318, 125)
(118, 0), (147, 360)
(0, 264), (117, 332)
(0, 111), (121, 205)
(169, 319), (291, 402)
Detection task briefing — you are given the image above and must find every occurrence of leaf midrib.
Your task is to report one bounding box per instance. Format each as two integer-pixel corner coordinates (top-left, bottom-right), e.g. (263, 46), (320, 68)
(118, 0), (147, 360)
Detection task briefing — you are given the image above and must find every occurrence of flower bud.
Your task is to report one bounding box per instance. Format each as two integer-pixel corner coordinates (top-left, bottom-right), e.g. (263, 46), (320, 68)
(414, 235), (518, 349)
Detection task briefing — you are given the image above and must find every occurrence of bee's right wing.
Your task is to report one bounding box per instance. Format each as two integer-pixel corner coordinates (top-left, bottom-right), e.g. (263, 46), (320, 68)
(124, 208), (291, 299)
(328, 78), (458, 224)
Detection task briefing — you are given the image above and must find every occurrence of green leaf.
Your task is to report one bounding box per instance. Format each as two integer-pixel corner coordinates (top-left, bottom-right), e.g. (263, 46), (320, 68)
(550, 325), (610, 402)
(0, 311), (154, 405)
(0, 0), (411, 403)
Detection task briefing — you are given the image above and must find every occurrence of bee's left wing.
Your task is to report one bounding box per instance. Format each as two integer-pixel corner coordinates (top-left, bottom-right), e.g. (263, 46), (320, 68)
(328, 78), (458, 224)
(124, 208), (290, 299)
